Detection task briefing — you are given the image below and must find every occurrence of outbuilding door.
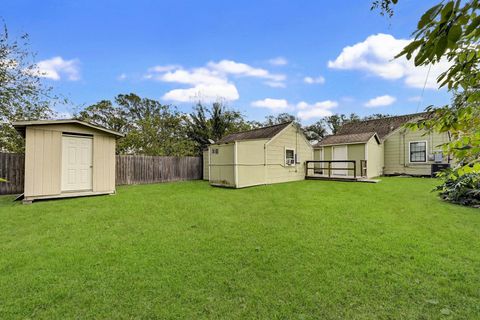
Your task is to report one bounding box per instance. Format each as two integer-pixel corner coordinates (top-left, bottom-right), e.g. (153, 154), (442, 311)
(332, 145), (347, 176)
(62, 135), (93, 192)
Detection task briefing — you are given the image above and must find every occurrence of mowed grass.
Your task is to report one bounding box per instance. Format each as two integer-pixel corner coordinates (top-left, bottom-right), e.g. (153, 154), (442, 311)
(0, 178), (479, 319)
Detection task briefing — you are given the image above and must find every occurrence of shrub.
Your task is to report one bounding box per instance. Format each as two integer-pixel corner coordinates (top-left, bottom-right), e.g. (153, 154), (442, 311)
(435, 170), (480, 208)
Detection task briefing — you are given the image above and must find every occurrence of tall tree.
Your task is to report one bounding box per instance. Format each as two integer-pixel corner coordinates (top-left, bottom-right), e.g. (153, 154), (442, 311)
(264, 113), (298, 126)
(303, 120), (327, 142)
(186, 101), (251, 154)
(0, 25), (57, 153)
(323, 113), (360, 134)
(78, 93), (194, 156)
(362, 113), (393, 120)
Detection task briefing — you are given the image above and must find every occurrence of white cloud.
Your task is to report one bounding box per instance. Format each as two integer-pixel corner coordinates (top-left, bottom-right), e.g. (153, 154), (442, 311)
(364, 95), (396, 108)
(328, 33), (451, 89)
(296, 100), (337, 120)
(250, 97), (338, 120)
(117, 73), (127, 81)
(408, 96), (422, 102)
(303, 76), (325, 85)
(146, 59), (286, 102)
(265, 81), (286, 88)
(268, 57), (288, 66)
(251, 98), (289, 110)
(35, 56), (80, 81)
(159, 68), (227, 85)
(148, 65), (180, 73)
(208, 60), (286, 81)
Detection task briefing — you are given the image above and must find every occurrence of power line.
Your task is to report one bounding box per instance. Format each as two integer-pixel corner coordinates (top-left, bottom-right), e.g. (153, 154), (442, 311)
(416, 64), (433, 113)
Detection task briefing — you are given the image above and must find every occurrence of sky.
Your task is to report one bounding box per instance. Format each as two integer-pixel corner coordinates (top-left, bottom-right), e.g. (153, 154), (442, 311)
(3, 0), (452, 124)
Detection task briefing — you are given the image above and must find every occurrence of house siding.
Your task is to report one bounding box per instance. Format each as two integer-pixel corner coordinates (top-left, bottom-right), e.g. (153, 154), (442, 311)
(266, 124), (313, 184)
(383, 128), (450, 176)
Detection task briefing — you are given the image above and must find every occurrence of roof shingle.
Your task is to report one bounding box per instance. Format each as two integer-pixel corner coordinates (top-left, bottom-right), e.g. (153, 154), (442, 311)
(316, 132), (378, 146)
(336, 112), (428, 139)
(313, 112), (429, 147)
(214, 122), (292, 144)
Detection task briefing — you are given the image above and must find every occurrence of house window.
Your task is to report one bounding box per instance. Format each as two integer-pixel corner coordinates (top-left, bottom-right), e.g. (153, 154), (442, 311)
(211, 148), (219, 154)
(409, 141), (427, 163)
(285, 148), (295, 166)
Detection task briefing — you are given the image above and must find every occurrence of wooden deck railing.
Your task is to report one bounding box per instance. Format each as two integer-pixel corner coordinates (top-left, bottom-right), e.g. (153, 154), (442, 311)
(305, 160), (357, 179)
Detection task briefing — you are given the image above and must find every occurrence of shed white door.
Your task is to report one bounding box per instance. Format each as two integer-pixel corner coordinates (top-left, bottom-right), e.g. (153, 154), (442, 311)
(332, 145), (347, 176)
(62, 135), (93, 191)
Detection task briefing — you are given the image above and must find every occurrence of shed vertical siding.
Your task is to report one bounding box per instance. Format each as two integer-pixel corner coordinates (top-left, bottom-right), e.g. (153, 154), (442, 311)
(24, 127), (62, 197)
(93, 135), (116, 192)
(202, 150), (209, 180)
(323, 146), (332, 161)
(384, 129), (450, 175)
(366, 138), (384, 178)
(24, 123), (117, 200)
(266, 125), (313, 184)
(209, 143), (235, 187)
(346, 144), (365, 177)
(236, 139), (268, 188)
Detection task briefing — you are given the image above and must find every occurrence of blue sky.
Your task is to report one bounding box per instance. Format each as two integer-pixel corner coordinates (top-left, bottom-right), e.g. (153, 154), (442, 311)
(3, 0), (451, 124)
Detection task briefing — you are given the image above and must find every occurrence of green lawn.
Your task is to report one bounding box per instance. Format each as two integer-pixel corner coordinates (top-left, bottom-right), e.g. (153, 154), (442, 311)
(0, 178), (479, 319)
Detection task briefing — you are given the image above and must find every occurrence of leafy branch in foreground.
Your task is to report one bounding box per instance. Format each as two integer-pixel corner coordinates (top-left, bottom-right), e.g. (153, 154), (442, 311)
(374, 0), (479, 206)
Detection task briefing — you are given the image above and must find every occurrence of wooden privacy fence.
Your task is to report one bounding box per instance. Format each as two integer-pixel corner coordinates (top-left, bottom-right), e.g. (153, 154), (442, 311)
(116, 155), (202, 185)
(0, 153), (25, 195)
(0, 153), (203, 194)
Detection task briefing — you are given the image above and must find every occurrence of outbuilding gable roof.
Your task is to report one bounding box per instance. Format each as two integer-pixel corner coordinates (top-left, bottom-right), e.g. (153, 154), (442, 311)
(315, 132), (379, 146)
(337, 112), (428, 140)
(313, 112), (430, 147)
(12, 119), (124, 138)
(213, 121), (292, 144)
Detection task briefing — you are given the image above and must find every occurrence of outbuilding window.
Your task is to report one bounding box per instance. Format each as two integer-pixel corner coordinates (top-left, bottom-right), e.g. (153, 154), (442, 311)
(285, 148), (296, 166)
(409, 141), (427, 163)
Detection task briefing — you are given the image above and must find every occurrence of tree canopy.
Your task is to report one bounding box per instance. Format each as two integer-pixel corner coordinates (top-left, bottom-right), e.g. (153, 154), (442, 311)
(0, 26), (57, 153)
(78, 94), (195, 156)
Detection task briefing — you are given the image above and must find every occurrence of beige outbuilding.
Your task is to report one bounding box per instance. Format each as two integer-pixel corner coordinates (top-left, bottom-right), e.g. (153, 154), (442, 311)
(205, 122), (313, 188)
(313, 113), (451, 178)
(13, 119), (123, 203)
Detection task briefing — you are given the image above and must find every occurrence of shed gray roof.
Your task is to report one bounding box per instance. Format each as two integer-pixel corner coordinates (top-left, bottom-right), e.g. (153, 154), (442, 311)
(12, 119), (124, 138)
(213, 122), (292, 144)
(316, 132), (378, 146)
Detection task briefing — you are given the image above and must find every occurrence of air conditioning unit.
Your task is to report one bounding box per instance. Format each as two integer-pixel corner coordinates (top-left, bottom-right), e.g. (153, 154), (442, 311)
(287, 159), (295, 165)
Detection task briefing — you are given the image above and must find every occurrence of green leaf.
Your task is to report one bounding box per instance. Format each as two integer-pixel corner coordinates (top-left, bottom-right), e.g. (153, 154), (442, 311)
(395, 40), (423, 59)
(465, 16), (480, 35)
(418, 4), (443, 29)
(441, 1), (454, 23)
(435, 36), (448, 59)
(447, 24), (462, 44)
